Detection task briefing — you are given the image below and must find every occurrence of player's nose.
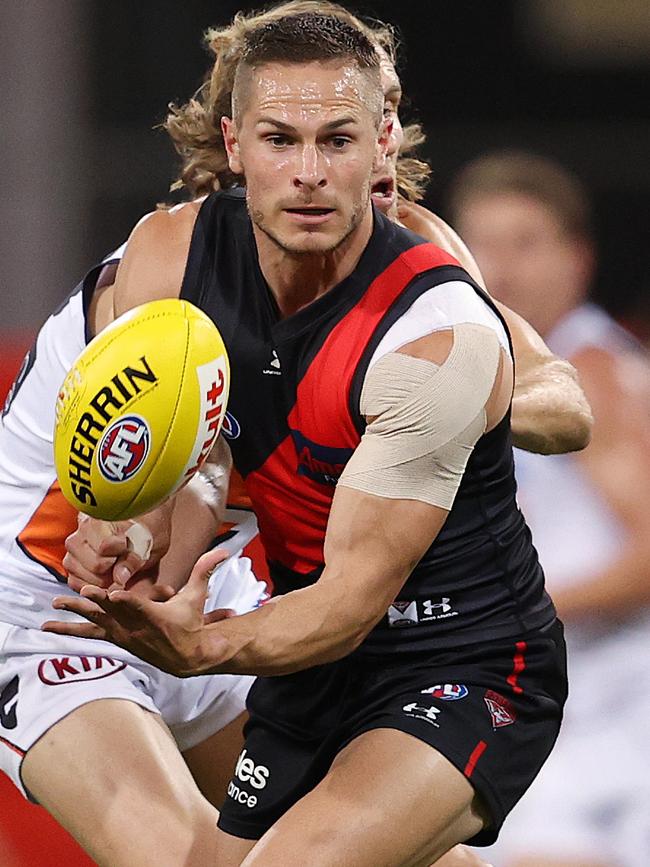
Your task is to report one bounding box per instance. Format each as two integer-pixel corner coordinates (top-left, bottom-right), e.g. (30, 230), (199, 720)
(386, 115), (403, 158)
(293, 144), (327, 190)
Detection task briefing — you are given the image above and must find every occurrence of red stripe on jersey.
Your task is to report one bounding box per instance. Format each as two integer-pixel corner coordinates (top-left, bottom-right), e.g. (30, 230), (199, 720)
(507, 641), (527, 694)
(0, 735), (24, 758)
(248, 242), (460, 574)
(464, 740), (487, 778)
(291, 242), (461, 445)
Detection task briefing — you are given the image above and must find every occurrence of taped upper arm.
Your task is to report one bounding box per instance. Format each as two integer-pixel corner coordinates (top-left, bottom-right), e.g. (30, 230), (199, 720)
(338, 323), (504, 509)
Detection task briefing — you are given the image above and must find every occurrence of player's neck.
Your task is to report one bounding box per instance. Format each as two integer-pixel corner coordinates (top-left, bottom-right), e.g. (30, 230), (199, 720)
(254, 209), (374, 319)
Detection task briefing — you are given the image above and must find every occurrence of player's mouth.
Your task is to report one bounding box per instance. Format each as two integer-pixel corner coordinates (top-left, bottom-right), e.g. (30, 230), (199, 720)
(371, 177), (396, 214)
(284, 206), (336, 225)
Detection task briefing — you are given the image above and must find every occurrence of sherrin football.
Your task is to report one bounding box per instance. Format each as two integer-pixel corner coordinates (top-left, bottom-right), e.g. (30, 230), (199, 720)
(54, 298), (229, 520)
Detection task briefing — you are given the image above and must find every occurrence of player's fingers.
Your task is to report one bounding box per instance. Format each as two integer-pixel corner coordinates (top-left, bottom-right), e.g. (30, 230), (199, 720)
(112, 551), (146, 586)
(149, 584), (176, 602)
(41, 620), (107, 640)
(62, 554), (116, 589)
(51, 593), (107, 619)
(78, 584), (109, 603)
(97, 535), (130, 558)
(203, 607), (236, 625)
(64, 531), (118, 574)
(74, 513), (124, 551)
(111, 523), (155, 585)
(184, 548), (230, 599)
(104, 587), (155, 619)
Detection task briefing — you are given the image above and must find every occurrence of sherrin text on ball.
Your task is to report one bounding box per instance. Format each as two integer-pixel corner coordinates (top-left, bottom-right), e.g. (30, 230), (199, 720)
(54, 299), (229, 520)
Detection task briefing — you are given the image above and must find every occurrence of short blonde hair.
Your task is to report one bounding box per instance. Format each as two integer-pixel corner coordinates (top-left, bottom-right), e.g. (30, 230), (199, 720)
(164, 0), (430, 201)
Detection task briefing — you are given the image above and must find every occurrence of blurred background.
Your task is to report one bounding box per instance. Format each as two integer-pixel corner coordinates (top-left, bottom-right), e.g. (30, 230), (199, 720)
(1, 0), (648, 337)
(0, 2), (649, 865)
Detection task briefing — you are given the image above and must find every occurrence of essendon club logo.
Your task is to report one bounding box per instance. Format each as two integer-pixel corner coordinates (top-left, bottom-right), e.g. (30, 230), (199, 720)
(290, 429), (354, 486)
(38, 656), (127, 685)
(98, 414), (150, 482)
(484, 689), (517, 728)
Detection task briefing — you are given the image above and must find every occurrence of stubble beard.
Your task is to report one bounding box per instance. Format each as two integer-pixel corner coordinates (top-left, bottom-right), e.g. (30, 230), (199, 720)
(248, 189), (371, 258)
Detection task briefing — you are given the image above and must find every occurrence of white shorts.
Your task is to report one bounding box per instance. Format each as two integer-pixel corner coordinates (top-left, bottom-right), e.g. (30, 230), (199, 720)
(0, 555), (267, 799)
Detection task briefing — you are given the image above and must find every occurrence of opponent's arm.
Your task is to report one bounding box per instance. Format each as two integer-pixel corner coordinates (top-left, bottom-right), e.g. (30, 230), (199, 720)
(549, 345), (650, 620)
(397, 201), (592, 453)
(157, 437), (233, 590)
(503, 306), (593, 455)
(45, 324), (510, 676)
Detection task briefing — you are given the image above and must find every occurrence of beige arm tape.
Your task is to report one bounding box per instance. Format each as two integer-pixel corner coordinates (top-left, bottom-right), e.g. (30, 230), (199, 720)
(338, 323), (502, 510)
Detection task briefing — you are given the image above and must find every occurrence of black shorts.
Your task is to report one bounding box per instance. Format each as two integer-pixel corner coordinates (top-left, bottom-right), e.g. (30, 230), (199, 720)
(217, 619), (567, 847)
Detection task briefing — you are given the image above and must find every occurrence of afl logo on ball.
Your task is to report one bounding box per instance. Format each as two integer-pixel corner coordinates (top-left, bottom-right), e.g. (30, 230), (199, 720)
(98, 414), (150, 482)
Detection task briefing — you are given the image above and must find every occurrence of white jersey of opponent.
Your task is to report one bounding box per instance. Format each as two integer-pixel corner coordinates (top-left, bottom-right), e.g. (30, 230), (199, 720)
(0, 251), (269, 798)
(0, 250), (261, 632)
(0, 275), (94, 630)
(486, 303), (650, 866)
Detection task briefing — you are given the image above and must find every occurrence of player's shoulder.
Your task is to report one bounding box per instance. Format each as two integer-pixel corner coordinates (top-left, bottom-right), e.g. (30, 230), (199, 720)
(127, 197), (205, 254)
(112, 198), (207, 316)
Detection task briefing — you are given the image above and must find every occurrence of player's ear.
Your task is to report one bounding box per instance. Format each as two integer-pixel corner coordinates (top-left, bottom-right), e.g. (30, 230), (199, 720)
(222, 117), (243, 174)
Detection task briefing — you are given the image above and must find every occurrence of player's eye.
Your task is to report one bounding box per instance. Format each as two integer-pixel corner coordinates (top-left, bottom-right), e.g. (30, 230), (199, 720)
(329, 136), (351, 150)
(266, 134), (291, 148)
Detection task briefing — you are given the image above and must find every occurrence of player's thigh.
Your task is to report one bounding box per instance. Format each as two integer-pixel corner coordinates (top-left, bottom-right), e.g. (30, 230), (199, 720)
(22, 699), (219, 867)
(183, 710), (247, 807)
(242, 727), (488, 867)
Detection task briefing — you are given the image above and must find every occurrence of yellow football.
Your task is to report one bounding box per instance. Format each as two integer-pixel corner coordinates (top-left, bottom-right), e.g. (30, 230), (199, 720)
(54, 298), (229, 520)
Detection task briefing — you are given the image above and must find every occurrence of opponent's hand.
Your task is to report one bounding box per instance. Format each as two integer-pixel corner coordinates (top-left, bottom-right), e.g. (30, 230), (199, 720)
(64, 506), (172, 593)
(43, 548), (232, 676)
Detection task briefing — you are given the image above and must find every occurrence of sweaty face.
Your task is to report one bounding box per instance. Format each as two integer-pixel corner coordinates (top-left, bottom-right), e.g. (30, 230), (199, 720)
(455, 192), (592, 335)
(371, 51), (404, 217)
(224, 61), (386, 255)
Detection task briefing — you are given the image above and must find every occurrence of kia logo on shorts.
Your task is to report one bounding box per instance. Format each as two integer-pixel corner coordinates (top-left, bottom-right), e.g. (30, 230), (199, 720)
(98, 414), (150, 481)
(38, 656), (127, 685)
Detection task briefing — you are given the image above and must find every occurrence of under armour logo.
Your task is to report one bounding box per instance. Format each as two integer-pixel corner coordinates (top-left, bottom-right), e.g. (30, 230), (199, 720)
(263, 350), (282, 376)
(0, 676), (19, 729)
(423, 598), (452, 616)
(403, 702), (441, 723)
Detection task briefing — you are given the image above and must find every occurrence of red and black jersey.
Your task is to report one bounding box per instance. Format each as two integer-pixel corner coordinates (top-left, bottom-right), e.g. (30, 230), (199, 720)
(180, 190), (555, 653)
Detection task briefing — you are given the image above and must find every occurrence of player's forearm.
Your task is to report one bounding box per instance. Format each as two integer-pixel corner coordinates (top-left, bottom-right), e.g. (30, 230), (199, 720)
(195, 489), (446, 677)
(195, 580), (377, 676)
(511, 358), (593, 454)
(158, 441), (231, 590)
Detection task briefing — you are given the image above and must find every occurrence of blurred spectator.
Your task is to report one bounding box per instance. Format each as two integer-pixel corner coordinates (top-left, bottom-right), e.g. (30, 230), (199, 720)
(449, 150), (650, 867)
